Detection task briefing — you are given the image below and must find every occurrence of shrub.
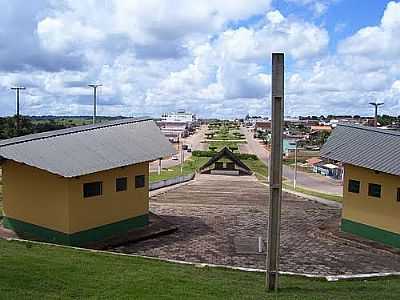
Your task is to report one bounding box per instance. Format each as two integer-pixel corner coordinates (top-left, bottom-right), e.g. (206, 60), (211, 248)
(192, 150), (215, 157)
(192, 150), (258, 160)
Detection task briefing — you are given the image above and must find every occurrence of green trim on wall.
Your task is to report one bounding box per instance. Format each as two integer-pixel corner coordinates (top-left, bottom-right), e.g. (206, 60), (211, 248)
(341, 219), (400, 249)
(3, 214), (149, 246)
(3, 217), (70, 244)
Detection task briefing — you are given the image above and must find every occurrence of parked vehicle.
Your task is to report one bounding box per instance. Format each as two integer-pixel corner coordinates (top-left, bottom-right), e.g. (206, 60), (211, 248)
(171, 154), (178, 160)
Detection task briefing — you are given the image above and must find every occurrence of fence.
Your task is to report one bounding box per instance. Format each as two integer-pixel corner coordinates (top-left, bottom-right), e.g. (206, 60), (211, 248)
(149, 173), (195, 191)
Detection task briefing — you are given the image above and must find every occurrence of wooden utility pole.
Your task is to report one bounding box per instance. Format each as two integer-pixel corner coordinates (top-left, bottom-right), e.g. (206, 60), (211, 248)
(11, 86), (26, 134)
(266, 53), (284, 291)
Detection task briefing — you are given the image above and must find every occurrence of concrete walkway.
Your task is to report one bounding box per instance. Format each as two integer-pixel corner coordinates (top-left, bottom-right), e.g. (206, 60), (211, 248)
(114, 174), (400, 275)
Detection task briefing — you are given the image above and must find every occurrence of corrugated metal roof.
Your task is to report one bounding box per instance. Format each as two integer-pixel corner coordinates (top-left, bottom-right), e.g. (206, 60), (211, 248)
(321, 124), (400, 176)
(0, 117), (176, 177)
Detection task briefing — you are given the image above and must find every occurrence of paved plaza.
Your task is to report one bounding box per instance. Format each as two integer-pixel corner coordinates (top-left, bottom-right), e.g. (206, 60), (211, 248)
(114, 175), (400, 275)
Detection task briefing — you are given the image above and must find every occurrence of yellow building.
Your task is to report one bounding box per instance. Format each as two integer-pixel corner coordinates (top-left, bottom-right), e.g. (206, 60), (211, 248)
(322, 124), (400, 248)
(0, 118), (174, 246)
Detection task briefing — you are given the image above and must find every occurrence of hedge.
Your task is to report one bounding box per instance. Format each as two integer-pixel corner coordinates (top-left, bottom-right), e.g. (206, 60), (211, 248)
(192, 150), (258, 160)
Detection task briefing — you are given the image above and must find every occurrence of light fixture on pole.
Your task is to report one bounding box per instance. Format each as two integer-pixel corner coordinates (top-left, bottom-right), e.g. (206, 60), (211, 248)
(369, 102), (384, 127)
(88, 84), (102, 124)
(11, 86), (26, 133)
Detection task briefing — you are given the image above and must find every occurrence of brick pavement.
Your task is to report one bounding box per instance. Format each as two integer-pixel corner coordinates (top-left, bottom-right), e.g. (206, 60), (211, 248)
(113, 175), (400, 275)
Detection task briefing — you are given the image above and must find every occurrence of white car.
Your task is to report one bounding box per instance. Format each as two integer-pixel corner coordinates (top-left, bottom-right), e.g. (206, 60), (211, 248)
(171, 154), (179, 160)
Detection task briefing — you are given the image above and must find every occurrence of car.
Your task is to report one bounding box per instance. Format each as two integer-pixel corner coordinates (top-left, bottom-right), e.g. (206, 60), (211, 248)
(171, 154), (179, 160)
(187, 148), (192, 153)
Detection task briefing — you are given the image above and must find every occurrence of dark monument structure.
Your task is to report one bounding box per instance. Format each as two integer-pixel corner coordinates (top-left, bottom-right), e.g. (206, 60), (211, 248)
(199, 147), (253, 176)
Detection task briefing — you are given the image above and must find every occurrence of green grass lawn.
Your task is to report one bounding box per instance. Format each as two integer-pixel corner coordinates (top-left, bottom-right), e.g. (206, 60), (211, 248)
(244, 158), (268, 178)
(208, 140), (246, 151)
(149, 155), (267, 184)
(0, 168), (2, 216)
(1, 239), (400, 299)
(283, 181), (343, 202)
(208, 125), (245, 141)
(149, 156), (209, 183)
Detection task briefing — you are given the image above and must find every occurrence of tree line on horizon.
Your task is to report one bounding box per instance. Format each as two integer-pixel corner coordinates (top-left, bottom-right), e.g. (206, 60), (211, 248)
(0, 116), (68, 139)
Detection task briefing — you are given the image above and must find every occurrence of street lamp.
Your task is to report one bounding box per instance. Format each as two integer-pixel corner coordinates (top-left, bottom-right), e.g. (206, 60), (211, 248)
(88, 84), (102, 124)
(180, 133), (185, 174)
(369, 102), (384, 127)
(11, 86), (26, 133)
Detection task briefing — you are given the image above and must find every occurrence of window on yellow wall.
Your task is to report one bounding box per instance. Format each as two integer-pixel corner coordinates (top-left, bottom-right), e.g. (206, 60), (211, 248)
(368, 183), (381, 198)
(135, 175), (145, 188)
(397, 188), (400, 202)
(348, 180), (360, 193)
(83, 182), (102, 198)
(116, 177), (127, 192)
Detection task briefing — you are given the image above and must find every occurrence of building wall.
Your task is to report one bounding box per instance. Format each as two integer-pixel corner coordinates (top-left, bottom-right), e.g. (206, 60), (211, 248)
(2, 160), (69, 233)
(67, 162), (149, 234)
(342, 164), (400, 244)
(2, 160), (150, 245)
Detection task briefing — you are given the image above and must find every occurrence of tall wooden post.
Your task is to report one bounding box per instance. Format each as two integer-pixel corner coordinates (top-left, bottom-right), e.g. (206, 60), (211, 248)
(266, 53), (284, 291)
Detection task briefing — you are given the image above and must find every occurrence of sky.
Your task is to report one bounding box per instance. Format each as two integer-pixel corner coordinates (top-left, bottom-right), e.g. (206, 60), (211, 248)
(0, 0), (399, 119)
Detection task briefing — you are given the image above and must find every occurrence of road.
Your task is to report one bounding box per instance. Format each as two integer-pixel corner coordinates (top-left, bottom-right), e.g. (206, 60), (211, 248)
(240, 127), (343, 196)
(149, 125), (207, 172)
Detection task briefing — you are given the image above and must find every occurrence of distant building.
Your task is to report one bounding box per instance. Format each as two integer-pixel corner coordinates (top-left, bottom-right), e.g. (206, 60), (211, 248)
(255, 120), (271, 132)
(161, 110), (196, 123)
(310, 125), (333, 133)
(322, 124), (400, 248)
(244, 116), (267, 127)
(0, 118), (175, 246)
(158, 110), (197, 142)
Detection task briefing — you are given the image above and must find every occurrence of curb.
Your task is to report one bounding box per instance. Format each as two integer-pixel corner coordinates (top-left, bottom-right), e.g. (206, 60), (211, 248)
(149, 175), (197, 197)
(282, 188), (342, 208)
(3, 237), (400, 282)
(258, 182), (342, 208)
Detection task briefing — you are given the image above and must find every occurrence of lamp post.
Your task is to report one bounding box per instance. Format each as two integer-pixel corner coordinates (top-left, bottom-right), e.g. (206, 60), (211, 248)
(88, 84), (102, 124)
(180, 133), (184, 174)
(369, 102), (384, 127)
(11, 86), (26, 133)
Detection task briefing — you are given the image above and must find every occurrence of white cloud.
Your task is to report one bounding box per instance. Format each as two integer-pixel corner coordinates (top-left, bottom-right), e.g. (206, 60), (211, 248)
(141, 10), (328, 117)
(283, 0), (337, 17)
(213, 11), (328, 61)
(1, 0), (400, 119)
(37, 17), (104, 53)
(338, 1), (400, 58)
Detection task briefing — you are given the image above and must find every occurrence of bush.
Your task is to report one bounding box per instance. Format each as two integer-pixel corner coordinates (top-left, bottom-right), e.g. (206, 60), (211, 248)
(192, 150), (258, 160)
(192, 150), (216, 157)
(236, 153), (258, 160)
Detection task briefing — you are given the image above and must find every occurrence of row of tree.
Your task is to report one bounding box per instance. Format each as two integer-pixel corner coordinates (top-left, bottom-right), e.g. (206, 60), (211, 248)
(0, 116), (68, 139)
